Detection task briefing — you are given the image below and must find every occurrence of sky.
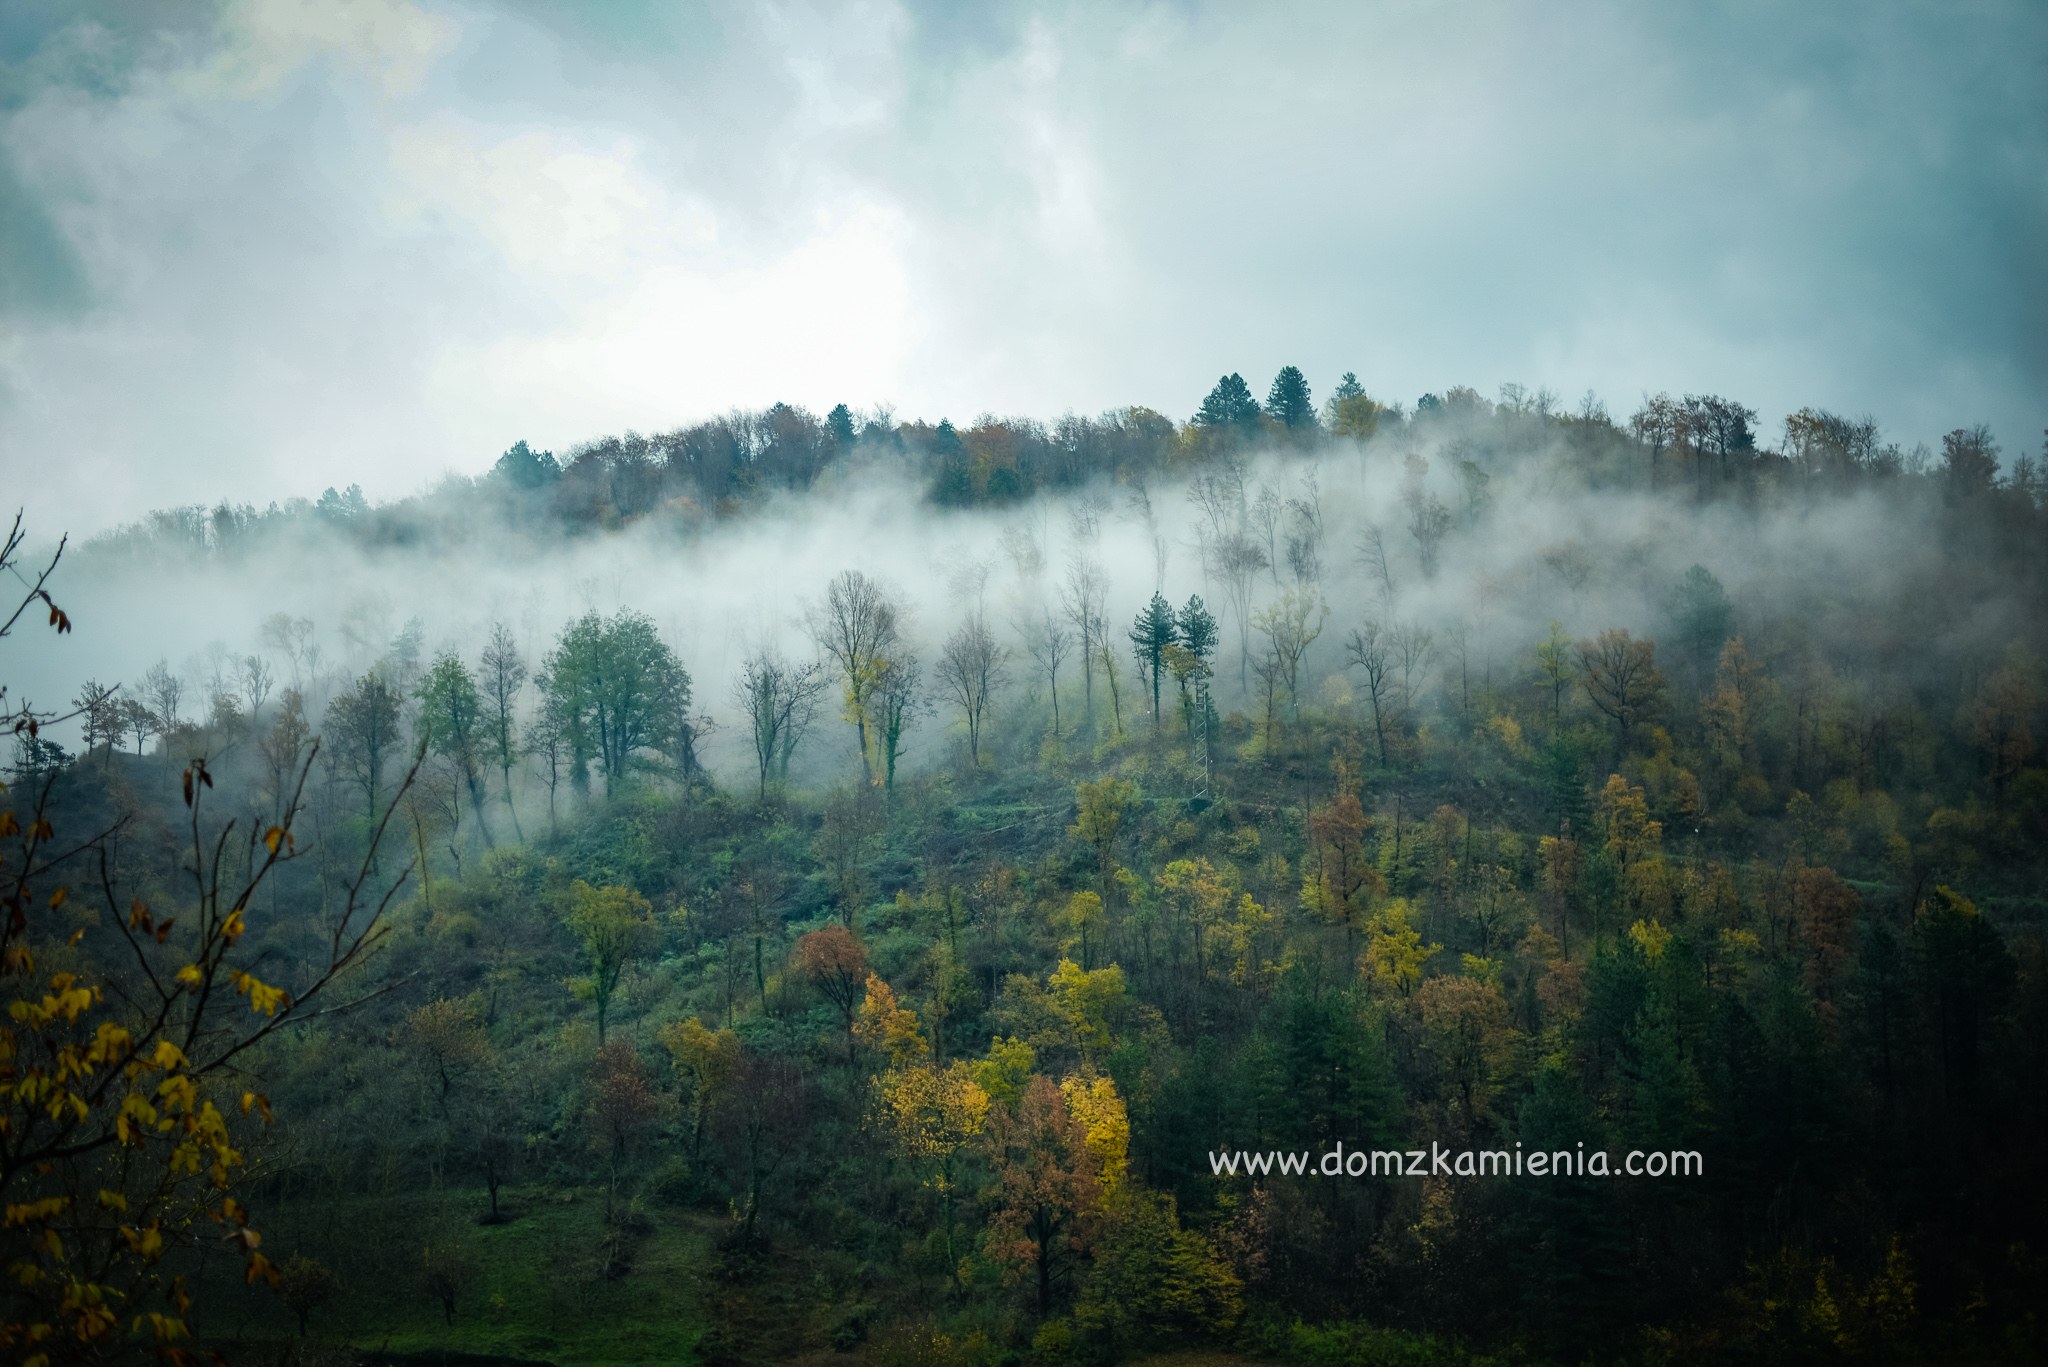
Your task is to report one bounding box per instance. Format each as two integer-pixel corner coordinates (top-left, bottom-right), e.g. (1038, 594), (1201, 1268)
(2, 0), (2043, 535)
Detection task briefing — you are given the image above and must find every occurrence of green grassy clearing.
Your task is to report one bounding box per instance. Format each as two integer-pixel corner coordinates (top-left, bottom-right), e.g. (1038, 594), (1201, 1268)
(214, 1186), (713, 1367)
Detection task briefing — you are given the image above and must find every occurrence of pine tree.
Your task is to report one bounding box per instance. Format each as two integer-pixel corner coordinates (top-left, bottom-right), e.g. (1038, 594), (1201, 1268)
(1129, 592), (1179, 730)
(826, 403), (857, 446)
(1265, 365), (1316, 431)
(1194, 374), (1261, 431)
(931, 418), (972, 504)
(1177, 595), (1218, 664)
(492, 440), (559, 489)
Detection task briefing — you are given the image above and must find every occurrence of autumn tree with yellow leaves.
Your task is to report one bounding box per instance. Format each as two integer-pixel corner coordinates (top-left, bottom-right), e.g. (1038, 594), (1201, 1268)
(1, 512), (420, 1365)
(564, 879), (656, 1044)
(863, 979), (988, 1285)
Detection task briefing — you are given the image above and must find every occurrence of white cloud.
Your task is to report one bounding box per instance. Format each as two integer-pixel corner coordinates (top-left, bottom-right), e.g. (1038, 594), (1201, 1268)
(0, 0), (2040, 534)
(183, 0), (459, 99)
(420, 195), (916, 436)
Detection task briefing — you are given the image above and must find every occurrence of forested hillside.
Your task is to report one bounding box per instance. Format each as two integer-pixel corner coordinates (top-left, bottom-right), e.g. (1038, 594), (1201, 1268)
(5, 373), (2046, 1367)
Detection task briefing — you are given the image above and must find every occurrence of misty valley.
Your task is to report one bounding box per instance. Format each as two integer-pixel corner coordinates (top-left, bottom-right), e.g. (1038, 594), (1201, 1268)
(4, 378), (2046, 1367)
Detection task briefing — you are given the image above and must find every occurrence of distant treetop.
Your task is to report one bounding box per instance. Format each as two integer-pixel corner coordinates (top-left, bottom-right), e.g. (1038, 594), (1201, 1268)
(1265, 365), (1317, 431)
(1194, 374), (1262, 430)
(494, 440), (561, 490)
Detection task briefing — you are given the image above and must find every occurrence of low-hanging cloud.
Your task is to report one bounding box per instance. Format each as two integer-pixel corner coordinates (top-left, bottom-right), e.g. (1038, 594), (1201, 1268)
(15, 418), (2027, 802)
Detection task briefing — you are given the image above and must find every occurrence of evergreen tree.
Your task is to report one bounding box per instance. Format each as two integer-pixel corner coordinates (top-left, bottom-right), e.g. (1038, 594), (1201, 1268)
(931, 418), (973, 504)
(826, 403), (857, 446)
(1176, 595), (1218, 664)
(1665, 564), (1733, 691)
(1194, 374), (1261, 431)
(1265, 365), (1316, 431)
(1507, 1062), (1631, 1355)
(1129, 592), (1179, 730)
(492, 440), (560, 489)
(314, 483), (372, 524)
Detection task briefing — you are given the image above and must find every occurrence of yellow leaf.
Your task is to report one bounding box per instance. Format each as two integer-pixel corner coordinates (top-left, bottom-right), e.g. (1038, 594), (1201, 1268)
(230, 970), (287, 1016)
(4, 1196), (70, 1227)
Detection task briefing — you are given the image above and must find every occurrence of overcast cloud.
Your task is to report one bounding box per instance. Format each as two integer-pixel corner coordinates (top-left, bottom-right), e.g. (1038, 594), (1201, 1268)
(2, 0), (2043, 534)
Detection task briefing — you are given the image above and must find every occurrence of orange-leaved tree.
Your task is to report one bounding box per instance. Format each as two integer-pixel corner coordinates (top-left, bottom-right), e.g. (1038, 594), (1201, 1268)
(985, 1074), (1101, 1318)
(792, 924), (868, 1063)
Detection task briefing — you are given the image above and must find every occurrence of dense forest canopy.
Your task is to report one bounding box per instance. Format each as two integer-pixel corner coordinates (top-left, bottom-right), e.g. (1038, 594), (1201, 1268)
(4, 369), (2046, 1366)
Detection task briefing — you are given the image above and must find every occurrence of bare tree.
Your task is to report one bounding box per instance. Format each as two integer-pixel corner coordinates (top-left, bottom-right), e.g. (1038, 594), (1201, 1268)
(1095, 639), (1124, 737)
(338, 594), (392, 673)
(1068, 493), (1109, 545)
(1542, 542), (1595, 603)
(1213, 534), (1269, 692)
(936, 614), (1008, 765)
(261, 612), (317, 691)
(1249, 646), (1284, 748)
(524, 693), (570, 834)
(1020, 607), (1073, 738)
(1124, 482), (1169, 590)
(808, 570), (899, 785)
(142, 660), (184, 764)
(999, 521), (1045, 579)
(870, 650), (925, 791)
(732, 647), (828, 798)
(258, 689), (312, 818)
(815, 785), (884, 930)
(1346, 621), (1396, 766)
(1284, 467), (1324, 586)
(1577, 628), (1666, 761)
(944, 555), (993, 617)
(1250, 482), (1283, 583)
(1060, 555), (1108, 727)
(1401, 456), (1452, 579)
(1392, 620), (1436, 716)
(240, 654), (275, 719)
(1187, 460), (1247, 549)
(1358, 521), (1397, 606)
(1630, 393), (1680, 489)
(200, 641), (237, 715)
(478, 622), (527, 838)
(1253, 588), (1327, 725)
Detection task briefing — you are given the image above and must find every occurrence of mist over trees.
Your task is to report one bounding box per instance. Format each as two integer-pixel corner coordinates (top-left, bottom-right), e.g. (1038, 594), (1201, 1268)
(7, 367), (2047, 1364)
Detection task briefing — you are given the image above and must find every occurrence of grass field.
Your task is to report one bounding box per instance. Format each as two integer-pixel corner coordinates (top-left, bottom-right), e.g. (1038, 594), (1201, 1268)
(212, 1186), (714, 1367)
